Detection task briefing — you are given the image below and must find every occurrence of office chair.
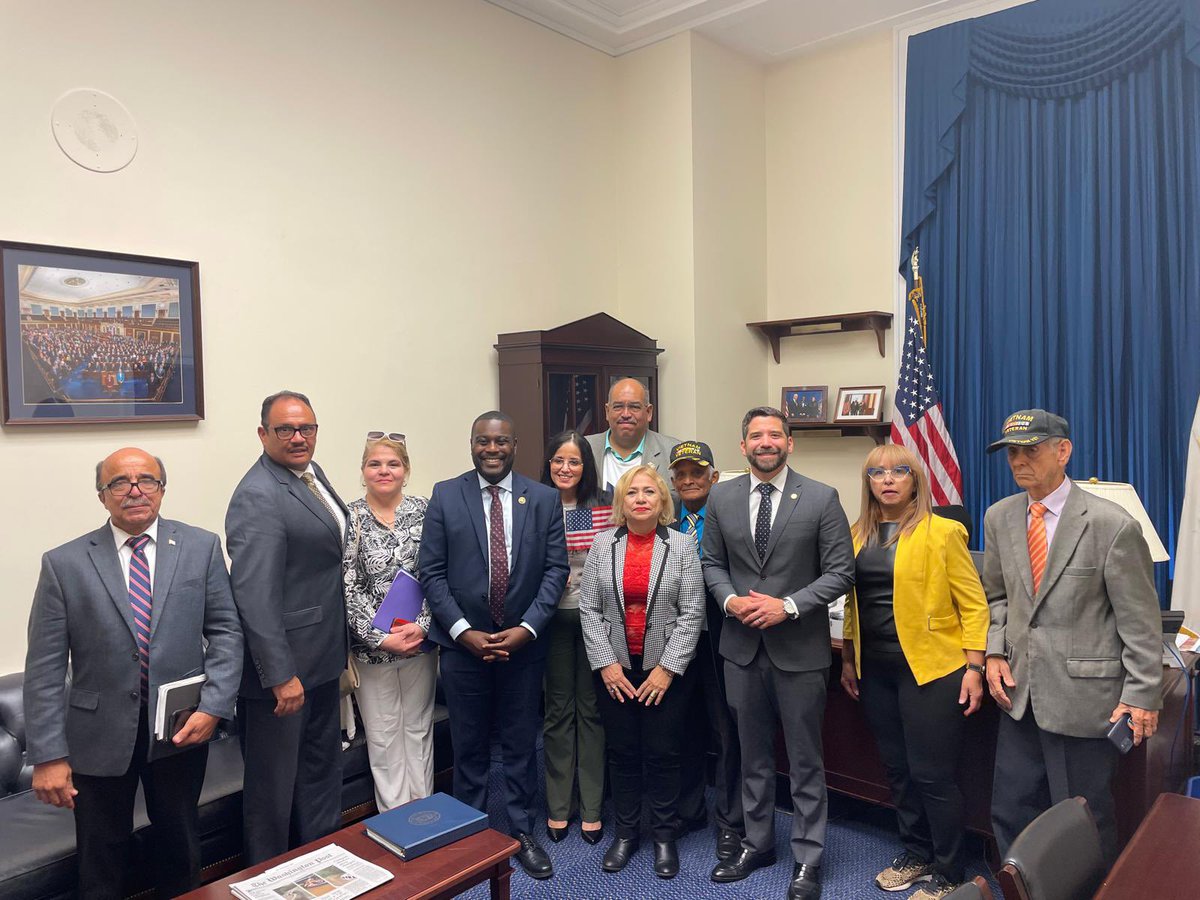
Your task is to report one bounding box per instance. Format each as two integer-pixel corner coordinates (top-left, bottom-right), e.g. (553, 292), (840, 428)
(946, 877), (995, 899)
(997, 796), (1105, 900)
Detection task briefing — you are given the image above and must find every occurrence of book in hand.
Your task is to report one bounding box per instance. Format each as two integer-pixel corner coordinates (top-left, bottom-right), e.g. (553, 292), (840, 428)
(153, 673), (207, 743)
(371, 569), (424, 632)
(363, 792), (488, 861)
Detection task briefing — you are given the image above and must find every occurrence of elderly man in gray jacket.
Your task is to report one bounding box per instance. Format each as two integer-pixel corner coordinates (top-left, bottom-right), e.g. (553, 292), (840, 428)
(983, 409), (1162, 863)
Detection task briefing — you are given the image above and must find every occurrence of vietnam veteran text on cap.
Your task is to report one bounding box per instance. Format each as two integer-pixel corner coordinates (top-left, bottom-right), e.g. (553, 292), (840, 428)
(669, 440), (715, 468)
(985, 409), (1070, 454)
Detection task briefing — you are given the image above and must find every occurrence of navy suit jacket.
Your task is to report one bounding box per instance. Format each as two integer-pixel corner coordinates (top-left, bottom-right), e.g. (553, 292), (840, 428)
(419, 471), (568, 650)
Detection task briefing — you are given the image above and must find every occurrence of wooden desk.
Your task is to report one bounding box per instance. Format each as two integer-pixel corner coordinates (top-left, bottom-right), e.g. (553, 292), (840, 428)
(180, 826), (520, 900)
(811, 641), (1195, 854)
(1093, 792), (1200, 899)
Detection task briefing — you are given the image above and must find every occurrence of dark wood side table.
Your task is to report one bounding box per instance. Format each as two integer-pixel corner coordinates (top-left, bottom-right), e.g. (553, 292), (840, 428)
(179, 826), (520, 900)
(1093, 792), (1200, 899)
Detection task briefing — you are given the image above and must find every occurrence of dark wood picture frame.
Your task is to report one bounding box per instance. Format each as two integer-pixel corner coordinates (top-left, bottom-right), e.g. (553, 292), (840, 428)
(833, 384), (885, 424)
(0, 240), (203, 424)
(782, 385), (828, 424)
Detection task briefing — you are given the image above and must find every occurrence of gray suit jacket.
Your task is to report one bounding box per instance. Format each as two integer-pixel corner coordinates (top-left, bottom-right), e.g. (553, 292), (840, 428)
(983, 482), (1162, 738)
(579, 525), (705, 674)
(586, 429), (681, 486)
(23, 519), (242, 776)
(225, 454), (349, 698)
(701, 469), (854, 672)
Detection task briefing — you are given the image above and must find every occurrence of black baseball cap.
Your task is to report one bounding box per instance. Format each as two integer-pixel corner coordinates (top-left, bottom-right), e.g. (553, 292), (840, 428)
(986, 409), (1070, 453)
(669, 440), (715, 468)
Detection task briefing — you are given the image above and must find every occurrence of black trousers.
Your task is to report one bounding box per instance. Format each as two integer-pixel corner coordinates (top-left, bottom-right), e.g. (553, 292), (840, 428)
(439, 643), (546, 836)
(238, 678), (344, 865)
(678, 628), (743, 833)
(992, 705), (1121, 864)
(72, 704), (209, 900)
(858, 650), (969, 883)
(594, 656), (695, 841)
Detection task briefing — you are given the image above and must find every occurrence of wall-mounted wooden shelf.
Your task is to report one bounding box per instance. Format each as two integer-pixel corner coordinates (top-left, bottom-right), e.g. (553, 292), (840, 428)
(748, 311), (893, 363)
(789, 422), (888, 445)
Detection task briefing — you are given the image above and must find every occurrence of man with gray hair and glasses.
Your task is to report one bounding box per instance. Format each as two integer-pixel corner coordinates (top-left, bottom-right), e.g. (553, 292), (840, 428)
(226, 390), (350, 864)
(587, 377), (680, 495)
(24, 447), (242, 898)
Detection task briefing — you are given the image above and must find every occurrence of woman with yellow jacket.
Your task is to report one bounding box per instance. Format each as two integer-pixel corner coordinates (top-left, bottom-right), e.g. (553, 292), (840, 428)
(839, 444), (989, 900)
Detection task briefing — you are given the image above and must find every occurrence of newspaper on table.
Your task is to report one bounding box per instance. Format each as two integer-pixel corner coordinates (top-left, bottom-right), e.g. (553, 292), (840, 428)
(230, 844), (393, 900)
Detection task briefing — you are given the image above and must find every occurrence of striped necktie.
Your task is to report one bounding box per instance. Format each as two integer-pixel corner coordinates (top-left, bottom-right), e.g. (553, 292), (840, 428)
(685, 512), (700, 534)
(127, 534), (153, 699)
(1028, 501), (1048, 594)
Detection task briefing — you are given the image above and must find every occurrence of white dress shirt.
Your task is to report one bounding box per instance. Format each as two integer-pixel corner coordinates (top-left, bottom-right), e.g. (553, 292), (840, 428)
(1027, 476), (1072, 549)
(111, 518), (159, 591)
(291, 462), (346, 539)
(448, 472), (537, 640)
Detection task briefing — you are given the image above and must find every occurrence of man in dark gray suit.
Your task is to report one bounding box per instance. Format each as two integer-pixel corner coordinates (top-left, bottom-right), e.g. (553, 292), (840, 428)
(983, 409), (1161, 862)
(586, 377), (680, 495)
(702, 407), (854, 900)
(226, 390), (350, 864)
(24, 447), (242, 899)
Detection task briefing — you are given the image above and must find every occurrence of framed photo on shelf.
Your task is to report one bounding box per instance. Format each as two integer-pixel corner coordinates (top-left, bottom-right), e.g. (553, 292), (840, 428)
(0, 241), (203, 424)
(782, 385), (827, 424)
(833, 385), (885, 424)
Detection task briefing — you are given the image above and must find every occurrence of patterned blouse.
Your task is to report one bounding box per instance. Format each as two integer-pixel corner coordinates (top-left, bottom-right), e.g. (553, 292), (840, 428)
(342, 495), (433, 665)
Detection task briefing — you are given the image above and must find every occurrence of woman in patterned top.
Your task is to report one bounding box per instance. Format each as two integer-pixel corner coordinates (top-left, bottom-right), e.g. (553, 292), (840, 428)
(343, 434), (437, 811)
(540, 430), (609, 847)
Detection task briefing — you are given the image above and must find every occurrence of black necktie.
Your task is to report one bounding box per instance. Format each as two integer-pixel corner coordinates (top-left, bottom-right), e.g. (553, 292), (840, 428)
(755, 482), (773, 561)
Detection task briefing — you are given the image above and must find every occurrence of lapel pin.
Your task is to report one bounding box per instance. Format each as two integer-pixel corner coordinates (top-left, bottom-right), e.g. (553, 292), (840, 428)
(518, 496), (527, 505)
(168, 538), (176, 546)
(790, 493), (798, 500)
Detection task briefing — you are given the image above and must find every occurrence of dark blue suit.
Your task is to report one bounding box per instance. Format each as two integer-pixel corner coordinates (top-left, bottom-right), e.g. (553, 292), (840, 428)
(419, 471), (568, 834)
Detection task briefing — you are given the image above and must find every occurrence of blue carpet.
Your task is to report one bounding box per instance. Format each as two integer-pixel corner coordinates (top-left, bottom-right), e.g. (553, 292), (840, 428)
(459, 760), (999, 899)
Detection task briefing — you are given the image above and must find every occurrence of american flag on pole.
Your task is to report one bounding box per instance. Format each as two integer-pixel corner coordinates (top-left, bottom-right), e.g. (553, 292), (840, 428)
(891, 248), (964, 506)
(564, 505), (613, 551)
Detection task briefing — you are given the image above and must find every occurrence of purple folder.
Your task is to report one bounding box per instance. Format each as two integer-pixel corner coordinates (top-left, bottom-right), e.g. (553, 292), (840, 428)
(371, 568), (424, 632)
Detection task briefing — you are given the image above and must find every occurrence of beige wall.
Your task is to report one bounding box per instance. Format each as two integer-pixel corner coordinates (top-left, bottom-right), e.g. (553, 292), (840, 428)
(764, 31), (898, 514)
(0, 0), (620, 673)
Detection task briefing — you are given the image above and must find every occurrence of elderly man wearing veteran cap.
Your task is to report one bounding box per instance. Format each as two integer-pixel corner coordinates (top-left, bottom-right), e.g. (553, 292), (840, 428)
(982, 409), (1162, 863)
(670, 441), (745, 859)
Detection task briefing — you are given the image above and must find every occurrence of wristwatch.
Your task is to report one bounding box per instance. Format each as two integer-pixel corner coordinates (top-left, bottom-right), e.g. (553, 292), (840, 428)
(966, 662), (985, 675)
(782, 597), (800, 620)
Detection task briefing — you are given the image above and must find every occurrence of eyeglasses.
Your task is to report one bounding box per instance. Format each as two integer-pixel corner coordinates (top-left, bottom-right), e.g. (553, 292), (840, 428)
(101, 477), (164, 497)
(866, 466), (913, 482)
(550, 457), (583, 469)
(272, 424), (318, 439)
(367, 431), (406, 443)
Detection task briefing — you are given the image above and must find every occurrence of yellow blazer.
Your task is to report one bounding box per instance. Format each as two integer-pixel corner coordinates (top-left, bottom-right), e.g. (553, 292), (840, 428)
(844, 513), (989, 685)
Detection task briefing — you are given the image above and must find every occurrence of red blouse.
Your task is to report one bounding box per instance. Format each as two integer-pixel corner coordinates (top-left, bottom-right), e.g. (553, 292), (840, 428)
(622, 530), (655, 657)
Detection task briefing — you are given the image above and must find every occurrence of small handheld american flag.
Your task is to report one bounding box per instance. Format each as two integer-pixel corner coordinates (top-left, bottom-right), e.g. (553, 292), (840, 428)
(564, 505), (613, 551)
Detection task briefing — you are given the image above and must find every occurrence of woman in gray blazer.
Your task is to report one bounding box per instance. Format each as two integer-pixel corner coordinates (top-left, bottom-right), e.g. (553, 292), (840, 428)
(580, 464), (705, 881)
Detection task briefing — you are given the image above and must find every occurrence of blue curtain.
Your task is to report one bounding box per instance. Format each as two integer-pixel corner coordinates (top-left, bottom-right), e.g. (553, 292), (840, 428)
(901, 0), (1200, 601)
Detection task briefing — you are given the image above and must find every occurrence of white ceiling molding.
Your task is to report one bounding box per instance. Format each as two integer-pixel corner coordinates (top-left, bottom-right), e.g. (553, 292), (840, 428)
(487, 0), (1002, 61)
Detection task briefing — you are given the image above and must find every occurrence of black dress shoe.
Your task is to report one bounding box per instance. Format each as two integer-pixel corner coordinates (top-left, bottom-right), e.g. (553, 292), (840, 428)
(602, 837), (639, 873)
(710, 848), (777, 882)
(581, 824), (605, 845)
(545, 822), (569, 843)
(715, 828), (743, 861)
(514, 833), (554, 879)
(654, 840), (680, 879)
(788, 863), (822, 900)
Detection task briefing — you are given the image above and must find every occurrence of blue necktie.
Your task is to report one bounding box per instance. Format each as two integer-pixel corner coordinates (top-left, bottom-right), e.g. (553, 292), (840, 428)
(127, 534), (153, 699)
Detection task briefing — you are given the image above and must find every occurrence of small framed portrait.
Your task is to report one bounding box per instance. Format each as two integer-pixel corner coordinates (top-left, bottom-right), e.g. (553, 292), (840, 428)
(833, 385), (886, 423)
(782, 385), (827, 424)
(0, 240), (203, 424)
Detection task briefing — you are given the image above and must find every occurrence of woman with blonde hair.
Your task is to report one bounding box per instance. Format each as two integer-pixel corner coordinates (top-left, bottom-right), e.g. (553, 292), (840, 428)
(579, 464), (704, 880)
(343, 433), (437, 811)
(839, 444), (989, 899)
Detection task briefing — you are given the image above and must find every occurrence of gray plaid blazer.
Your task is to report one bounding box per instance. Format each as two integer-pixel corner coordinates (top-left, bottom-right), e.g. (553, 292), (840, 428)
(579, 525), (704, 675)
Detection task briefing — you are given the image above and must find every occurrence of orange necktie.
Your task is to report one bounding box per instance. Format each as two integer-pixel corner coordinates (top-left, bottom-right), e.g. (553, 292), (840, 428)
(1028, 501), (1048, 593)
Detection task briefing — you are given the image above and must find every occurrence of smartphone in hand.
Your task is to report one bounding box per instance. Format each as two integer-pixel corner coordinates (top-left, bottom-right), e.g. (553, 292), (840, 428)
(1105, 712), (1134, 754)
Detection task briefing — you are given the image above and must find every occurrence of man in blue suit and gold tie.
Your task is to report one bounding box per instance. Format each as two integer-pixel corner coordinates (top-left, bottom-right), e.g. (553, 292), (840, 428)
(24, 447), (242, 898)
(419, 411), (569, 879)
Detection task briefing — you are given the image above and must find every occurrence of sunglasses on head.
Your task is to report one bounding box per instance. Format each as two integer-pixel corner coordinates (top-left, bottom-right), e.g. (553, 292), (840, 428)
(367, 431), (406, 443)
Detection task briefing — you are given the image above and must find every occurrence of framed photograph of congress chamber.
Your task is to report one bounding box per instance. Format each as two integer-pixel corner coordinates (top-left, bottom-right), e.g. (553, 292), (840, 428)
(833, 385), (885, 424)
(0, 241), (204, 425)
(782, 385), (827, 424)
